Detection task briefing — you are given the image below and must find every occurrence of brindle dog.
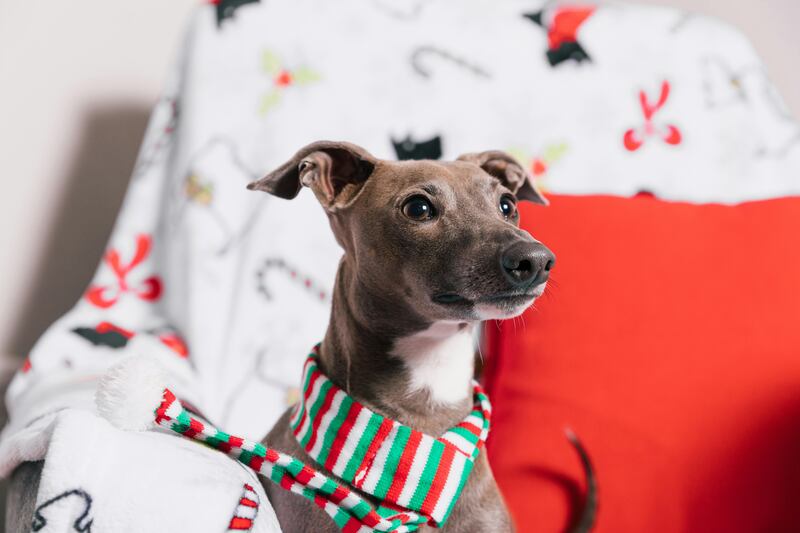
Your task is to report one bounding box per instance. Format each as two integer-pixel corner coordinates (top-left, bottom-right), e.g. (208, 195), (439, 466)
(248, 141), (595, 533)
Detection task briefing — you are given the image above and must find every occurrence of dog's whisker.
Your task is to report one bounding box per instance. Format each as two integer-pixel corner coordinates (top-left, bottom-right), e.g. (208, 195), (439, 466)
(475, 334), (485, 366)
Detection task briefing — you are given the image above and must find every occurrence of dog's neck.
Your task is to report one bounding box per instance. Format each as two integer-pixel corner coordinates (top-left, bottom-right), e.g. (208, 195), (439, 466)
(318, 259), (475, 436)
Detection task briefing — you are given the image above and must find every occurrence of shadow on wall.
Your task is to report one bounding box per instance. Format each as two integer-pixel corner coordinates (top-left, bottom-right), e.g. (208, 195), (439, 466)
(4, 103), (151, 359)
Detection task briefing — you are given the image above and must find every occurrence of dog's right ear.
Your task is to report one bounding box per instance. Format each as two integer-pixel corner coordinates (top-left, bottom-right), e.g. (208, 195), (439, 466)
(247, 141), (377, 211)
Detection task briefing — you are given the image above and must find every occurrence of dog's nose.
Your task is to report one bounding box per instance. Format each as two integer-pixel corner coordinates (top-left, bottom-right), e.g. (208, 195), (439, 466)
(501, 242), (555, 287)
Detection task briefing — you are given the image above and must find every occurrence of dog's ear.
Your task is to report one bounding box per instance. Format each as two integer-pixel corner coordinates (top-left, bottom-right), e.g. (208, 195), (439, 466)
(247, 141), (377, 210)
(457, 150), (548, 205)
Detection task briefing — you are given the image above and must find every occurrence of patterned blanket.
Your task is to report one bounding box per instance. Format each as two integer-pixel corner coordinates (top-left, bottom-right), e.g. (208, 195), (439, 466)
(2, 0), (798, 531)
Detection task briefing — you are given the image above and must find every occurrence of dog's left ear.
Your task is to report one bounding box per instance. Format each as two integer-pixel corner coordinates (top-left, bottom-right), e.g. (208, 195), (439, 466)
(247, 141), (377, 210)
(457, 150), (548, 205)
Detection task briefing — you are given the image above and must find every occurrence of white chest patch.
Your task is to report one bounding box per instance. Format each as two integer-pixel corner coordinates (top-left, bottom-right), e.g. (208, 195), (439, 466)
(391, 322), (475, 405)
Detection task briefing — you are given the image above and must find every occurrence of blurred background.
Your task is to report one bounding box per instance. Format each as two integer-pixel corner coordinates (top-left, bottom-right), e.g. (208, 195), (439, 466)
(0, 0), (799, 369)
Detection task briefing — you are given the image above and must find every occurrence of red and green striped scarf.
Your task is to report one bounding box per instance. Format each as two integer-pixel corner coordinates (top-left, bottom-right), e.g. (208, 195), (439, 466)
(291, 347), (492, 527)
(153, 346), (491, 532)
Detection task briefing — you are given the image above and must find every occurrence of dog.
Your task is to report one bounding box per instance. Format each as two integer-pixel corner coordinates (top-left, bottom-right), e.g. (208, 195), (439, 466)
(5, 142), (596, 533)
(247, 141), (592, 532)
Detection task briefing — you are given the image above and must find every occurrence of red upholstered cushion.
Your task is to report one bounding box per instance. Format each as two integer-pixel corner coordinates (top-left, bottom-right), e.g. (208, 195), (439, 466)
(483, 194), (800, 533)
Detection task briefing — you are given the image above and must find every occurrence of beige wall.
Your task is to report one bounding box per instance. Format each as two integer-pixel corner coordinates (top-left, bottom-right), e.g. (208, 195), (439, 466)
(0, 0), (199, 363)
(0, 0), (798, 361)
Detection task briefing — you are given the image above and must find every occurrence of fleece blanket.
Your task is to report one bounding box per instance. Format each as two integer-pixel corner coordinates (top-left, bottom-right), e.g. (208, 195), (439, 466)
(3, 0), (799, 531)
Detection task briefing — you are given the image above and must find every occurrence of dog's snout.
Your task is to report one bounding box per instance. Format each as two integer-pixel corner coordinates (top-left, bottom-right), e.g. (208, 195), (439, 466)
(500, 242), (555, 287)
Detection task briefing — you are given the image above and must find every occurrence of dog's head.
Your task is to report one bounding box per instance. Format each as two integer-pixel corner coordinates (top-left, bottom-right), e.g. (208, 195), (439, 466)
(248, 141), (554, 321)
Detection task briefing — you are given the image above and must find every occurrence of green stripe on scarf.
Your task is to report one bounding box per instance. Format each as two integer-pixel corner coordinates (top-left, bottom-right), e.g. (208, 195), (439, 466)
(342, 412), (384, 481)
(373, 425), (412, 500)
(409, 441), (444, 509)
(317, 394), (353, 465)
(300, 379), (334, 447)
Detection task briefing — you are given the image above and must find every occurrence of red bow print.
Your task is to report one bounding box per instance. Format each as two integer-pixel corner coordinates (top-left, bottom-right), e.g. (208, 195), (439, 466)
(624, 80), (682, 152)
(85, 234), (162, 308)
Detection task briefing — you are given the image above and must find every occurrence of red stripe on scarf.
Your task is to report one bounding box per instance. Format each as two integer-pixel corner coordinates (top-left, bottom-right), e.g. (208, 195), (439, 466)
(184, 416), (205, 439)
(354, 418), (394, 489)
(265, 449), (280, 462)
(155, 390), (176, 425)
(248, 455), (265, 471)
(385, 430), (423, 503)
(456, 421), (482, 437)
(420, 443), (457, 517)
(324, 402), (363, 471)
(296, 464), (316, 485)
(228, 517), (253, 530)
(329, 485), (351, 504)
(304, 385), (338, 452)
(293, 370), (322, 436)
(280, 475), (294, 491)
(313, 493), (329, 510)
(361, 509), (383, 528)
(342, 518), (364, 533)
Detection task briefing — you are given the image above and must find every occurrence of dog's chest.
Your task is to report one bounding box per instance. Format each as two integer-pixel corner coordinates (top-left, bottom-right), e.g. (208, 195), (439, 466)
(392, 324), (475, 404)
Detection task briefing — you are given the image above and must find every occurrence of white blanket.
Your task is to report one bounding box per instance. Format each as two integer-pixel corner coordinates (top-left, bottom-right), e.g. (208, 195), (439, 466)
(3, 1), (799, 531)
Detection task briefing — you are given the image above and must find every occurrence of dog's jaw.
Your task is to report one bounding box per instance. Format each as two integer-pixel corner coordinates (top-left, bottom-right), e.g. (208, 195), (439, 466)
(474, 281), (546, 320)
(391, 321), (475, 405)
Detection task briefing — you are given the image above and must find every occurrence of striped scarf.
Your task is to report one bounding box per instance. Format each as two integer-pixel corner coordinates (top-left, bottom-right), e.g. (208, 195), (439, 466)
(153, 346), (491, 532)
(291, 347), (491, 527)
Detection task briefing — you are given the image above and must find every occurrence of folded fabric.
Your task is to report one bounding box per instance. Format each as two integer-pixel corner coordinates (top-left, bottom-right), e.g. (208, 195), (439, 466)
(9, 408), (280, 532)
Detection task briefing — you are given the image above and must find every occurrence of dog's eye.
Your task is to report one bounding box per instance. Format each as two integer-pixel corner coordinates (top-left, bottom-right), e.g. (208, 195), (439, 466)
(499, 195), (517, 218)
(402, 195), (436, 221)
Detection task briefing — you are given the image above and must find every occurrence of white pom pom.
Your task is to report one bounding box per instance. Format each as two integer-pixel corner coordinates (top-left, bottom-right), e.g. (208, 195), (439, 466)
(95, 354), (169, 431)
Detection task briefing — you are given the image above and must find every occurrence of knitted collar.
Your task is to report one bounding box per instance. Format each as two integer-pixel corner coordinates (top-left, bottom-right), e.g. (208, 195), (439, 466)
(152, 346), (491, 532)
(290, 346), (492, 528)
